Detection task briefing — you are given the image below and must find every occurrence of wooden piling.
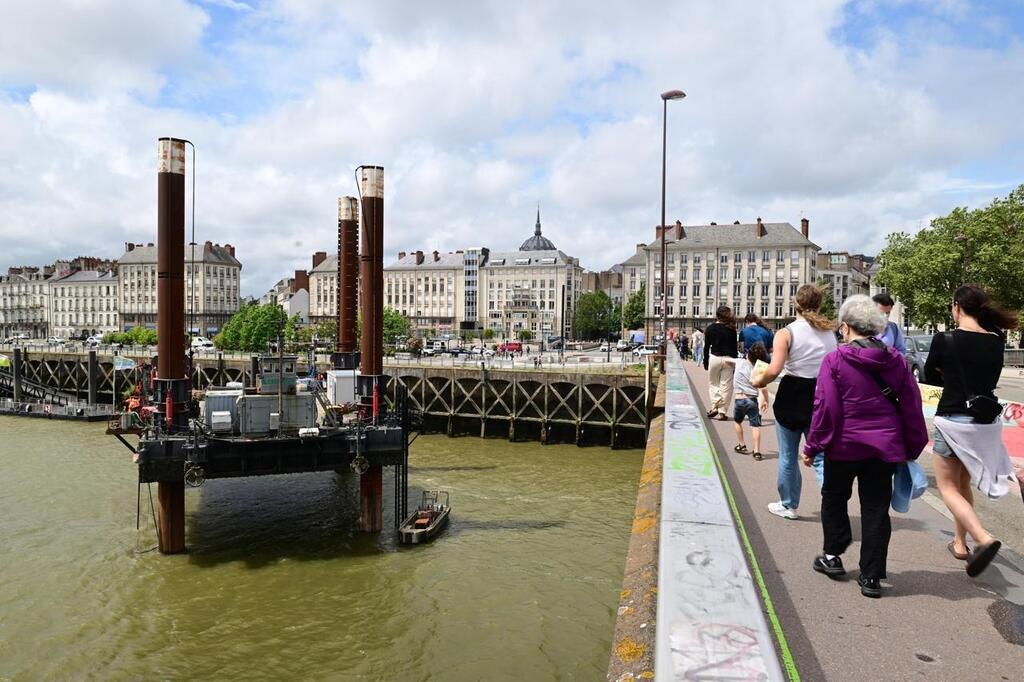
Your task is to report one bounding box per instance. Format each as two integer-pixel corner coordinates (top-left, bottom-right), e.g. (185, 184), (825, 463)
(359, 464), (384, 532)
(157, 481), (186, 554)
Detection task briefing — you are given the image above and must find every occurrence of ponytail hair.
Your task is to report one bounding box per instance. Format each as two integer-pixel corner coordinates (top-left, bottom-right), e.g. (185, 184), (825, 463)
(795, 284), (834, 331)
(746, 341), (769, 365)
(954, 284), (1019, 331)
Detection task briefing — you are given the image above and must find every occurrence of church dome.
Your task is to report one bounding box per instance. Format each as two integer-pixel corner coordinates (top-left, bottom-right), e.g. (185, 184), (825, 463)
(519, 207), (556, 251)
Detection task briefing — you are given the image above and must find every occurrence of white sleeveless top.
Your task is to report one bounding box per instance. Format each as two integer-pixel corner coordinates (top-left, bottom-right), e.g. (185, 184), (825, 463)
(784, 317), (837, 379)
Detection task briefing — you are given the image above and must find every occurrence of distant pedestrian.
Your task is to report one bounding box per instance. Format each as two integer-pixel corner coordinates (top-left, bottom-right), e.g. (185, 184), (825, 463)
(805, 295), (927, 598)
(924, 284), (1018, 578)
(752, 284), (837, 520)
(703, 306), (738, 421)
(872, 293), (906, 356)
(732, 341), (770, 460)
(692, 328), (704, 369)
(680, 332), (691, 360)
(739, 314), (774, 357)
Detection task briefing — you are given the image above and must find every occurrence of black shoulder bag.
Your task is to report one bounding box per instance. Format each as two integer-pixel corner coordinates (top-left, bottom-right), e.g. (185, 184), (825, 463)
(849, 339), (901, 409)
(945, 331), (1003, 423)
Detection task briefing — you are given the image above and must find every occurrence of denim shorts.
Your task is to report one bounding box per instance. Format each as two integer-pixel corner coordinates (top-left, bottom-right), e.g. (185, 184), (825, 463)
(931, 414), (975, 458)
(734, 398), (762, 427)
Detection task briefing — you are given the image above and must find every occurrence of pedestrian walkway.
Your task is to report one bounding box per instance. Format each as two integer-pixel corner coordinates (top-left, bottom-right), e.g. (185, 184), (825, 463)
(683, 361), (1024, 680)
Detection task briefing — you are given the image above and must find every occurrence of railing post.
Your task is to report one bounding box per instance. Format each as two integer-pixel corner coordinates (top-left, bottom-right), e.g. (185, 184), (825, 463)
(12, 346), (23, 403)
(87, 349), (98, 405)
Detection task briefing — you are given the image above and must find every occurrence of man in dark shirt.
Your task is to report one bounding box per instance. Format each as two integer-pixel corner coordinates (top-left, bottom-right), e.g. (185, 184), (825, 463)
(738, 314), (773, 355)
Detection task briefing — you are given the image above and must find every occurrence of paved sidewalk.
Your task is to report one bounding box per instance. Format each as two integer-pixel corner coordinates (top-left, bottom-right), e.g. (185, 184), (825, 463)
(684, 362), (1024, 680)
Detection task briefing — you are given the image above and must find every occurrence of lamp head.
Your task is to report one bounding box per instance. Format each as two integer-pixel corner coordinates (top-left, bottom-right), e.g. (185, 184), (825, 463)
(661, 89), (686, 101)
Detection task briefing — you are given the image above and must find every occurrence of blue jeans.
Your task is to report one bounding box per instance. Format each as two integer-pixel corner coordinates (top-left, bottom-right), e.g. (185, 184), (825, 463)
(776, 423), (824, 510)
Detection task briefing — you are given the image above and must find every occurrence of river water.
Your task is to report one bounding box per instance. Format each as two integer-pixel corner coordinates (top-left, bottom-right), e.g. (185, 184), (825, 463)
(0, 416), (642, 680)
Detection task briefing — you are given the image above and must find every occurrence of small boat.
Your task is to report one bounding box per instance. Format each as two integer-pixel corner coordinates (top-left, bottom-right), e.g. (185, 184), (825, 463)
(399, 491), (451, 544)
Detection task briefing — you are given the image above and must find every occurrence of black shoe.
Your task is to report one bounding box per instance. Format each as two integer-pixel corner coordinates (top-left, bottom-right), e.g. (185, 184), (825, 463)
(857, 575), (881, 598)
(813, 555), (846, 578)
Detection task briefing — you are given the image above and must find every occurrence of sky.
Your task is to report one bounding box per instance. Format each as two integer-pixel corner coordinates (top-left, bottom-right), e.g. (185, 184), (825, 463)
(1, 0), (1022, 297)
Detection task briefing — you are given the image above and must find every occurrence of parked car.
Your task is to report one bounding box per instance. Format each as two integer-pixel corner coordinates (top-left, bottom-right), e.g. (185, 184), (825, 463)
(905, 335), (932, 382)
(616, 339), (629, 352)
(633, 344), (659, 358)
(599, 342), (610, 352)
(84, 336), (102, 348)
(469, 346), (496, 357)
(191, 336), (215, 350)
(46, 336), (64, 345)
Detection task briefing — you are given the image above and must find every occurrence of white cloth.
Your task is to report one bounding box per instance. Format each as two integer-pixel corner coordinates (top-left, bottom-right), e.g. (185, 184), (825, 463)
(785, 317), (837, 379)
(933, 416), (1016, 499)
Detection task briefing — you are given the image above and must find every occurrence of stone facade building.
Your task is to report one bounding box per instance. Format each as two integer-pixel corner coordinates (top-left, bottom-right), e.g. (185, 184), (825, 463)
(385, 250), (466, 337)
(117, 241), (242, 334)
(48, 269), (119, 339)
(816, 251), (871, 304)
(622, 218), (820, 338)
(0, 266), (52, 339)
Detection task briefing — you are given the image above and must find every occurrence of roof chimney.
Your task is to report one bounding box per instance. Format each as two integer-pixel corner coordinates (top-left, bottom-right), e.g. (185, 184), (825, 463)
(674, 220), (684, 240)
(801, 217), (810, 239)
(636, 243), (646, 254)
(710, 221), (717, 226)
(225, 243), (235, 257)
(147, 242), (154, 247)
(415, 250), (424, 265)
(432, 250), (439, 262)
(312, 251), (327, 269)
(755, 217), (766, 239)
(733, 220), (740, 225)
(655, 225), (664, 240)
(126, 242), (135, 252)
(293, 269), (309, 293)
(398, 251), (406, 260)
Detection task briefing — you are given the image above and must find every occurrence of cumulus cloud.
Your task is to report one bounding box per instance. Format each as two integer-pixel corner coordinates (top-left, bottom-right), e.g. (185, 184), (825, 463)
(0, 0), (1022, 296)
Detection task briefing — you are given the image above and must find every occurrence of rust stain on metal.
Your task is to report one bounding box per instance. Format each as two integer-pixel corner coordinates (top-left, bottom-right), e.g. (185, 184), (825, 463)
(157, 138), (186, 175)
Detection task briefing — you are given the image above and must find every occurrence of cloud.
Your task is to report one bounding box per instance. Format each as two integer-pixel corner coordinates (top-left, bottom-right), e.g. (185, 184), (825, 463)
(0, 0), (1022, 297)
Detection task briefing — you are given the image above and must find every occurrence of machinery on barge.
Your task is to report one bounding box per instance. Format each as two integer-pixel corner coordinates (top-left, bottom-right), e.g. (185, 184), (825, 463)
(109, 138), (411, 554)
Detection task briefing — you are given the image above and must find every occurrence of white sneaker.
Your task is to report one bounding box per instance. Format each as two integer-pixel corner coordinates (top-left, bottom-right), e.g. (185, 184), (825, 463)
(767, 501), (797, 520)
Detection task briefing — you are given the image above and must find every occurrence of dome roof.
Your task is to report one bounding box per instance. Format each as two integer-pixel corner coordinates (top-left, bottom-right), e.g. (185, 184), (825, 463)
(519, 206), (556, 251)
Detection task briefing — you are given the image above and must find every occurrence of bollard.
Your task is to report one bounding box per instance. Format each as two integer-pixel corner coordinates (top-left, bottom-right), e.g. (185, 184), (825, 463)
(87, 349), (98, 405)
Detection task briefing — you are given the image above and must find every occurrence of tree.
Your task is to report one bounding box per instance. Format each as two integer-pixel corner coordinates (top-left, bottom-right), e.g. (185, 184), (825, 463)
(214, 303), (287, 352)
(574, 290), (616, 340)
(815, 280), (837, 320)
(877, 185), (1024, 327)
(483, 328), (496, 340)
(382, 307), (412, 343)
(622, 283), (646, 331)
(284, 313), (302, 343)
(517, 329), (534, 341)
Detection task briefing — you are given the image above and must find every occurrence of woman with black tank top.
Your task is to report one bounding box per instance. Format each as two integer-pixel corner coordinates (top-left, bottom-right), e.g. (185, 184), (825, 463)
(924, 285), (1018, 578)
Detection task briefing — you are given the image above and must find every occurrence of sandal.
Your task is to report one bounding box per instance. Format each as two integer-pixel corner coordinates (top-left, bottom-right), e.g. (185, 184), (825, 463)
(734, 444), (748, 454)
(947, 540), (971, 561)
(715, 414), (729, 421)
(966, 540), (1001, 578)
(706, 409), (719, 418)
(753, 452), (763, 461)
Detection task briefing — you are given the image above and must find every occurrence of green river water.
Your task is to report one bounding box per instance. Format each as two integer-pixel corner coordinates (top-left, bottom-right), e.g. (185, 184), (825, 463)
(0, 416), (643, 680)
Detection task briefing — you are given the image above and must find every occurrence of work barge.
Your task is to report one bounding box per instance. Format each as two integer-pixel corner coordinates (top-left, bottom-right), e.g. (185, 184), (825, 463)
(110, 138), (407, 554)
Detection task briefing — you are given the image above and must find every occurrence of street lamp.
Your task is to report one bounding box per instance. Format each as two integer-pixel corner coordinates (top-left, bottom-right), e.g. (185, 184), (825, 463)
(659, 88), (686, 371)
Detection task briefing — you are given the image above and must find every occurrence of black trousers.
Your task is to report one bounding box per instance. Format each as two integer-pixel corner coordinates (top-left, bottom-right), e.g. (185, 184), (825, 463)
(821, 457), (897, 579)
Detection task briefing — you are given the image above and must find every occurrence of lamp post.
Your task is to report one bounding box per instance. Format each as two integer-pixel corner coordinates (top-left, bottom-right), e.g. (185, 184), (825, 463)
(659, 88), (686, 371)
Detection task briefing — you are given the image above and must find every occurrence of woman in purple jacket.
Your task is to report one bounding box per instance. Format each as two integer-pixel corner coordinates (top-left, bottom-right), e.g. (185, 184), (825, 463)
(804, 295), (928, 598)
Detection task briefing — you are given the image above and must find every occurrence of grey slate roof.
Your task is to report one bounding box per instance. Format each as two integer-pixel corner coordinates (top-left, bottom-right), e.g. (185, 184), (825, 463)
(388, 252), (465, 269)
(646, 222), (819, 250)
(312, 255), (338, 273)
(482, 249), (575, 268)
(118, 243), (241, 267)
(52, 270), (118, 283)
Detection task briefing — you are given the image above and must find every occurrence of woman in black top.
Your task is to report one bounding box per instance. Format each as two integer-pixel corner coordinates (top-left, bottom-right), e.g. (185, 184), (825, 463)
(923, 284), (1018, 577)
(704, 305), (738, 420)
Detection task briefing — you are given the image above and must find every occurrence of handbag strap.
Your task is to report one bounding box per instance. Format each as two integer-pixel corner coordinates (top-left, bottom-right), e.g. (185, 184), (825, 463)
(849, 338), (900, 409)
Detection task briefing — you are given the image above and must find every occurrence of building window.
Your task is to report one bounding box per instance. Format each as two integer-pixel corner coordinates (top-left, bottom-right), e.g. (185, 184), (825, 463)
(706, 267), (714, 282)
(734, 267), (741, 279)
(693, 254), (702, 265)
(693, 268), (700, 281)
(776, 250), (785, 263)
(761, 285), (769, 297)
(733, 284), (741, 297)
(791, 250), (800, 263)
(775, 284), (784, 297)
(761, 301), (769, 316)
(746, 284), (755, 297)
(720, 269), (728, 282)
(679, 254), (688, 264)
(775, 301), (784, 317)
(762, 250), (770, 262)
(791, 268), (799, 281)
(720, 254), (728, 265)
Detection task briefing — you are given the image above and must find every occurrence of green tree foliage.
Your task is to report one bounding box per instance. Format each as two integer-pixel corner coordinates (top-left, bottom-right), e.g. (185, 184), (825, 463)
(483, 328), (496, 340)
(382, 307), (412, 343)
(877, 185), (1024, 327)
(815, 280), (837, 320)
(284, 313), (302, 343)
(102, 327), (158, 346)
(622, 283), (646, 331)
(517, 329), (534, 341)
(574, 290), (617, 340)
(214, 303), (287, 352)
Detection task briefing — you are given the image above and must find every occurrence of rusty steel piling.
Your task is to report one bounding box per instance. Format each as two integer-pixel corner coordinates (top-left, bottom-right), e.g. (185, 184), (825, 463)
(154, 137), (188, 554)
(334, 196), (360, 370)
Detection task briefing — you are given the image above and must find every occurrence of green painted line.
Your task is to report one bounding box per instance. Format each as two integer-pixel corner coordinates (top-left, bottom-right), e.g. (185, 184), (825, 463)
(706, 430), (801, 682)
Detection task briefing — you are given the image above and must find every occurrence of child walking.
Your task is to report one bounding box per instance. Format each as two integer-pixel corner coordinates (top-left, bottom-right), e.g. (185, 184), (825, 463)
(733, 341), (770, 460)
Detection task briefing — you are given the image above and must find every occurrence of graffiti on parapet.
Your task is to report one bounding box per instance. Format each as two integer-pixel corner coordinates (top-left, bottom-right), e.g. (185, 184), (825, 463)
(673, 547), (753, 609)
(665, 405), (714, 476)
(670, 622), (770, 681)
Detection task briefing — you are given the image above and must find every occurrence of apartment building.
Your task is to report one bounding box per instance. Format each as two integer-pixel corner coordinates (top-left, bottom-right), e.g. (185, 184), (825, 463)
(385, 250), (466, 337)
(624, 218), (820, 338)
(118, 241), (242, 334)
(816, 251), (872, 304)
(49, 269), (119, 339)
(0, 266), (52, 339)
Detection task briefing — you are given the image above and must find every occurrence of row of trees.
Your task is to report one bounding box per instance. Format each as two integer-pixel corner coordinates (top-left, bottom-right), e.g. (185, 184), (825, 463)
(213, 303), (418, 352)
(877, 184), (1024, 328)
(102, 326), (158, 346)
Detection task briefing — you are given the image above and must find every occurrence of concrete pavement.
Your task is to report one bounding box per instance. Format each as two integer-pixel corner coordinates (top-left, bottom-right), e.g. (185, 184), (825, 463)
(684, 361), (1024, 680)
